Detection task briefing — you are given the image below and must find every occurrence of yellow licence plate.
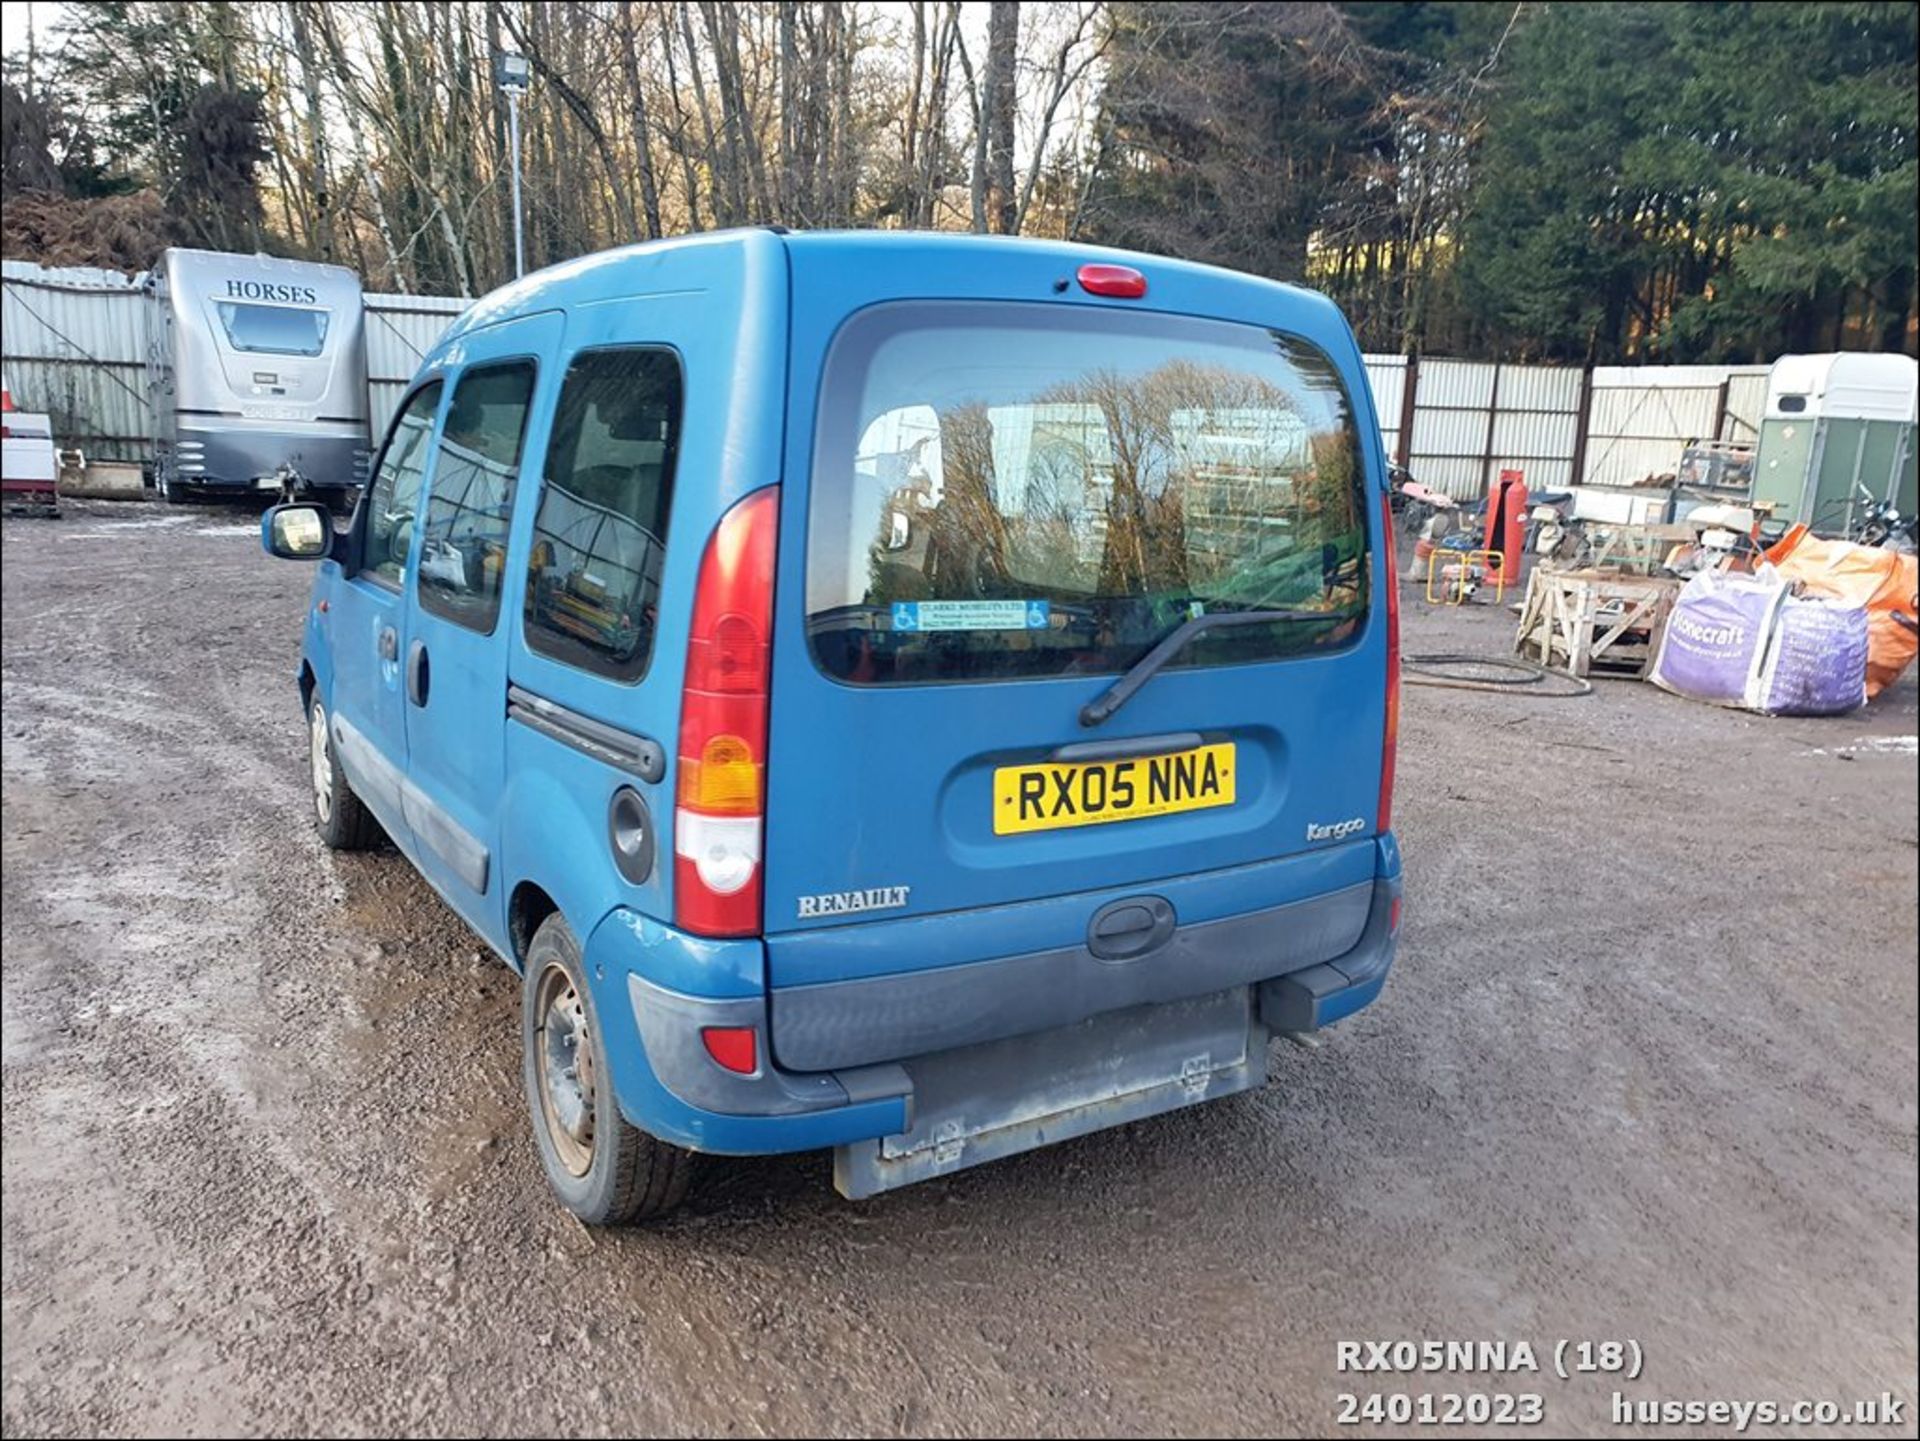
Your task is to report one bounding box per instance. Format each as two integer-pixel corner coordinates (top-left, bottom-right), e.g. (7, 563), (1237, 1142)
(993, 742), (1236, 836)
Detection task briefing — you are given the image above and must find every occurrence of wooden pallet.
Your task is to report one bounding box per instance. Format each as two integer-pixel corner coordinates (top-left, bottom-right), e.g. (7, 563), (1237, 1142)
(1582, 523), (1695, 576)
(1514, 567), (1680, 680)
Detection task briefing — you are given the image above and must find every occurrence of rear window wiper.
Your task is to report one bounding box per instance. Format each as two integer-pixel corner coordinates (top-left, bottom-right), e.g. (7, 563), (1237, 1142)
(1079, 609), (1329, 727)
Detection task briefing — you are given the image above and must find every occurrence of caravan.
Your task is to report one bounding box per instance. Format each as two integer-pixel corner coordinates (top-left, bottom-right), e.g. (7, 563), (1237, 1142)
(147, 248), (371, 502)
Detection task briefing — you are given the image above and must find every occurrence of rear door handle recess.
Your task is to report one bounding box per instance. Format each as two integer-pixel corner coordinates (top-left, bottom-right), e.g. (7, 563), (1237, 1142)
(406, 640), (430, 706)
(1088, 895), (1176, 961)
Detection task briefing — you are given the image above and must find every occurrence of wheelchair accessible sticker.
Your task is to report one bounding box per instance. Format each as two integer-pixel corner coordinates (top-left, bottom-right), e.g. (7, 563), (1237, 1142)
(890, 600), (1051, 632)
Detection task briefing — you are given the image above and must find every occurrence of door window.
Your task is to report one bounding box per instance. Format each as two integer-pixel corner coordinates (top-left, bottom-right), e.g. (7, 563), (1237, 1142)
(363, 381), (443, 589)
(417, 362), (537, 633)
(523, 350), (683, 682)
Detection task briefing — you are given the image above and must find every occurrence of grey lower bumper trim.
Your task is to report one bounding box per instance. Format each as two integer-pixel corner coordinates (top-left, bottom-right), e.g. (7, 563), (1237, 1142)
(834, 986), (1266, 1200)
(1258, 873), (1402, 1031)
(172, 425), (367, 489)
(771, 879), (1374, 1073)
(626, 973), (912, 1118)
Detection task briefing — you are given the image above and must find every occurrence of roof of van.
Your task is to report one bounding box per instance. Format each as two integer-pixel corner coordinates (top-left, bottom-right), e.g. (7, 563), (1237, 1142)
(432, 228), (1343, 354)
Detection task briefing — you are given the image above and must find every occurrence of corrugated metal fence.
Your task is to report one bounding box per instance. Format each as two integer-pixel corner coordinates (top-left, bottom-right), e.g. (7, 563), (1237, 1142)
(1360, 354), (1767, 500)
(4, 258), (1768, 496)
(1581, 364), (1769, 489)
(1, 261), (152, 462)
(363, 294), (471, 438)
(1389, 356), (1586, 498)
(1, 260), (469, 465)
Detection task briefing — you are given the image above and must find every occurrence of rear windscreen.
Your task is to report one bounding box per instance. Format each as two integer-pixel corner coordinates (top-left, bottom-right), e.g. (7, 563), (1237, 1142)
(216, 301), (329, 356)
(806, 302), (1370, 685)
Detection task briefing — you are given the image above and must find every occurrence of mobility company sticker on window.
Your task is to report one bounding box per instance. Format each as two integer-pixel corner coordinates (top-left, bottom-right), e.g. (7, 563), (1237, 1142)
(889, 600), (1051, 632)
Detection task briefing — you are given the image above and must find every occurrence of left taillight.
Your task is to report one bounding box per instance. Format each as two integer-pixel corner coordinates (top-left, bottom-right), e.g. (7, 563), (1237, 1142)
(674, 487), (779, 937)
(1378, 489), (1400, 835)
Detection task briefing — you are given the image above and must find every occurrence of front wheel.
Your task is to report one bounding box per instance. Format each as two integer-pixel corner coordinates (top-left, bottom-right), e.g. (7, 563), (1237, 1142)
(522, 914), (693, 1224)
(307, 695), (382, 850)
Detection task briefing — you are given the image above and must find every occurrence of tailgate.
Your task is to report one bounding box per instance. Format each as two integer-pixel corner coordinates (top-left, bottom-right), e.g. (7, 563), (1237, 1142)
(762, 240), (1392, 998)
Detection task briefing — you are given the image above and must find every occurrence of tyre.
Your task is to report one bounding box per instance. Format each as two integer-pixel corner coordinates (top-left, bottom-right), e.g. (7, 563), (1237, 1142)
(306, 694), (382, 850)
(522, 914), (693, 1225)
(156, 461), (202, 506)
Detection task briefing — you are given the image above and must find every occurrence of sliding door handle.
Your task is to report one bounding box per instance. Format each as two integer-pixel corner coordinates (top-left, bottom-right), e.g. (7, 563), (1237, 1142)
(405, 640), (430, 706)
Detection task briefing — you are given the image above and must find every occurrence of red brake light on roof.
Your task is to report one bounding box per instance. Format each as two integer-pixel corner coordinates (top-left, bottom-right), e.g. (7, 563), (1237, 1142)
(675, 487), (779, 938)
(1378, 490), (1400, 835)
(1076, 264), (1147, 299)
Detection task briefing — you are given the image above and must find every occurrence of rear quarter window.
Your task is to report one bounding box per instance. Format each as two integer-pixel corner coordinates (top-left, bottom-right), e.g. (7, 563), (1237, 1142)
(805, 302), (1371, 685)
(522, 348), (683, 683)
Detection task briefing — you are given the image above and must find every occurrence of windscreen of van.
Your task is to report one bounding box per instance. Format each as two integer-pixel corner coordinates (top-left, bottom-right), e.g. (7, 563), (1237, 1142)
(806, 303), (1370, 685)
(216, 301), (330, 356)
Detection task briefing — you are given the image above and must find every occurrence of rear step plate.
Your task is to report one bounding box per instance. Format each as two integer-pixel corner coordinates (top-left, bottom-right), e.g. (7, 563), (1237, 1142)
(833, 986), (1265, 1199)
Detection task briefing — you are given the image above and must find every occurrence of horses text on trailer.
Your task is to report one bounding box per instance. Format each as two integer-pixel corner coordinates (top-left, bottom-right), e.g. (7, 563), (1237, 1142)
(147, 248), (371, 503)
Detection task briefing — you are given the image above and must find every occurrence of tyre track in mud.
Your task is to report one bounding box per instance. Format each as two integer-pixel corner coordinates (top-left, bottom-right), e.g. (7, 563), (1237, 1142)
(5, 501), (1917, 1438)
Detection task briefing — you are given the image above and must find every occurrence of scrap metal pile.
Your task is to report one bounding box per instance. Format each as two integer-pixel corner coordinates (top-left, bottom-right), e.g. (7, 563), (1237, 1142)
(1392, 463), (1918, 717)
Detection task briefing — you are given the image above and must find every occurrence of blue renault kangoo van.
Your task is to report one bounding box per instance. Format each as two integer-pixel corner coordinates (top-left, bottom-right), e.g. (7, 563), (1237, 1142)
(263, 230), (1404, 1222)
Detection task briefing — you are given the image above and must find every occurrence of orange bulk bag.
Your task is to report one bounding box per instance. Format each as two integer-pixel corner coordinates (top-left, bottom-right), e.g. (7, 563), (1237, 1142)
(1762, 525), (1919, 697)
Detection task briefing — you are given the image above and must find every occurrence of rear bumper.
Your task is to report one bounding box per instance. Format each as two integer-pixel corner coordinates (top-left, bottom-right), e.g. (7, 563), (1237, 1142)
(1256, 876), (1400, 1031)
(769, 874), (1384, 1073)
(588, 839), (1402, 1176)
(170, 423), (369, 491)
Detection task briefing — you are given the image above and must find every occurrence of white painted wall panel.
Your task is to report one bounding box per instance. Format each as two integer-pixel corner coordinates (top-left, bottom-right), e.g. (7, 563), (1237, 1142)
(1419, 359), (1497, 408)
(1491, 409), (1578, 457)
(1496, 364), (1582, 412)
(1411, 407), (1488, 457)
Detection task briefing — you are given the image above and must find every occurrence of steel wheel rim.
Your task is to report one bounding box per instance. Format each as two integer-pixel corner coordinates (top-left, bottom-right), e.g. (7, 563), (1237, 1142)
(309, 702), (334, 824)
(533, 962), (595, 1177)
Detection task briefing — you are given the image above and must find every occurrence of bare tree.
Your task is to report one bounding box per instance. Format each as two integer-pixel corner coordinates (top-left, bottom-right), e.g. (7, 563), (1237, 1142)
(983, 2), (1019, 233)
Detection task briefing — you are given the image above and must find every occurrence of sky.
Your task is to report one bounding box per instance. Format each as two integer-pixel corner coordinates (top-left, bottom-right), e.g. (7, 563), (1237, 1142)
(2, 2), (64, 65)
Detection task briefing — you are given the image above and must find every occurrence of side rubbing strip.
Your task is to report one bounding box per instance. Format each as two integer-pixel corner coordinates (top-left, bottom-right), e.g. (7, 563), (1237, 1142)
(333, 711), (489, 893)
(507, 684), (666, 784)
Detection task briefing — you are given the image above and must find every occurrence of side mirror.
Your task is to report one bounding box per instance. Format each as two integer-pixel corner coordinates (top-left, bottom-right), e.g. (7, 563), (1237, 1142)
(262, 502), (332, 561)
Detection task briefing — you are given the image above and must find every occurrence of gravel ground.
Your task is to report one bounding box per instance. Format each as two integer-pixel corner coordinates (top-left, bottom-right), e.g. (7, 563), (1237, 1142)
(3, 499), (1916, 1439)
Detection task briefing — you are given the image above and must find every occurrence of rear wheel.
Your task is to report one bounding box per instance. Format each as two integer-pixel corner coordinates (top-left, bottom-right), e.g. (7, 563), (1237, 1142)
(307, 695), (381, 850)
(522, 914), (693, 1225)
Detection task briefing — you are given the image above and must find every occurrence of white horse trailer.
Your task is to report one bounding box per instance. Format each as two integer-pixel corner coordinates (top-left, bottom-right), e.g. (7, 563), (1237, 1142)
(146, 248), (371, 502)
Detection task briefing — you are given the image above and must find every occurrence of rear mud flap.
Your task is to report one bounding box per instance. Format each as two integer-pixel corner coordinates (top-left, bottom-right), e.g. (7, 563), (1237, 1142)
(833, 987), (1265, 1199)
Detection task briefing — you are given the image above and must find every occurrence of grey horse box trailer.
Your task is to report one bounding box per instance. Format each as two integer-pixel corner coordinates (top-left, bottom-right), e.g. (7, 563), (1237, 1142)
(147, 248), (372, 501)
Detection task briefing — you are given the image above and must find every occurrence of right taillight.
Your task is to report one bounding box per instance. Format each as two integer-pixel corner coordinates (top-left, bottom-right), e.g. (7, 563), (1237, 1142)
(674, 487), (779, 937)
(1378, 489), (1400, 835)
